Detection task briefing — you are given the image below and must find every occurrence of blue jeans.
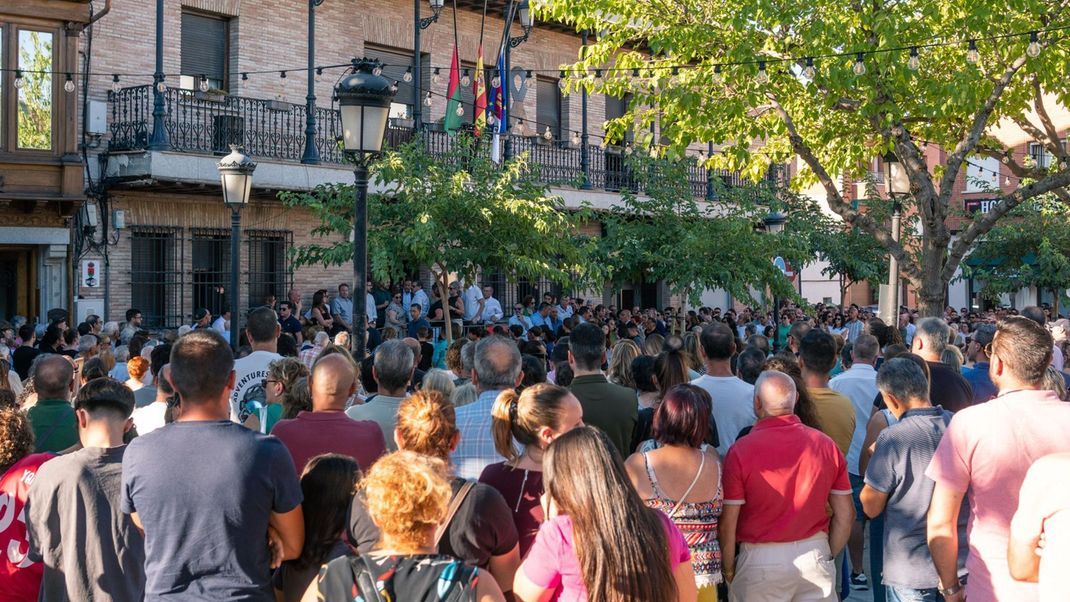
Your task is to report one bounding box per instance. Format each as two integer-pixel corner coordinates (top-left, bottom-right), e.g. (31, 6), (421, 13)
(870, 512), (887, 602)
(886, 586), (943, 601)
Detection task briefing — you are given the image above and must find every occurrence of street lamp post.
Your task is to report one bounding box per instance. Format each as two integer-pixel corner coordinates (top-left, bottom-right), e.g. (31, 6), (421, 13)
(412, 0), (444, 131)
(302, 0), (325, 165)
(218, 146), (257, 353)
(764, 211), (787, 353)
(335, 58), (395, 360)
(147, 0), (170, 150)
(502, 0), (533, 161)
(882, 152), (910, 325)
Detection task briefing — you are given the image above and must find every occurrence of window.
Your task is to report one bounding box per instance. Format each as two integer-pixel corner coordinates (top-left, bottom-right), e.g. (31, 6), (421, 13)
(1029, 140), (1067, 170)
(536, 77), (561, 141)
(247, 230), (292, 308)
(181, 11), (228, 91)
(12, 28), (54, 150)
(130, 227), (184, 329)
(965, 155), (1000, 193)
(191, 229), (231, 319)
(365, 45), (431, 123)
(604, 94), (632, 143)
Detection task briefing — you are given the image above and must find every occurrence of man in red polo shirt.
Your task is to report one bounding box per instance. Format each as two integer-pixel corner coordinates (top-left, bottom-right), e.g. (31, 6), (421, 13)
(719, 370), (855, 601)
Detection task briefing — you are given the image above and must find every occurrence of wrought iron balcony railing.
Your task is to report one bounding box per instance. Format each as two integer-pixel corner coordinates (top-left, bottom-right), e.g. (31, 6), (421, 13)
(108, 85), (784, 195)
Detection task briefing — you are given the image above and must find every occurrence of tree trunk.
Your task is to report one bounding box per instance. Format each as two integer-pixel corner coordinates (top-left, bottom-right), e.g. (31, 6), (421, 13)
(437, 265), (453, 344)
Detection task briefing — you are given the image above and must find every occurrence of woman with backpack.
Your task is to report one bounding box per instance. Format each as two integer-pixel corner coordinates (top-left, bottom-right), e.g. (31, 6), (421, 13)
(313, 450), (505, 601)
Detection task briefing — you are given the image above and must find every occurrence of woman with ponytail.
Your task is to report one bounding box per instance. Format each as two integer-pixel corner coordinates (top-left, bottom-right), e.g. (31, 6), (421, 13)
(513, 426), (698, 602)
(479, 383), (584, 557)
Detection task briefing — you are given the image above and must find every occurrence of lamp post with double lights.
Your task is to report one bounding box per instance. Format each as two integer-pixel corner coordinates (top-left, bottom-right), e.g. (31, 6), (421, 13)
(763, 211), (787, 353)
(502, 0), (533, 161)
(218, 145), (257, 353)
(335, 58), (395, 360)
(882, 152), (910, 325)
(412, 0), (444, 130)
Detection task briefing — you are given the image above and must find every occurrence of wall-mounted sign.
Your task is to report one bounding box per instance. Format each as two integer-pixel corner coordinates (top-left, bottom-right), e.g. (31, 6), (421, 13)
(81, 260), (99, 288)
(964, 198), (999, 214)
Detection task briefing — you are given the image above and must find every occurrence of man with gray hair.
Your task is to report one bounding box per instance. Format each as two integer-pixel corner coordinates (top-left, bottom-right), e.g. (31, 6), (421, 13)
(720, 370), (854, 601)
(830, 333), (881, 587)
(861, 358), (966, 600)
(451, 336), (523, 479)
(911, 317), (972, 413)
(346, 339), (415, 451)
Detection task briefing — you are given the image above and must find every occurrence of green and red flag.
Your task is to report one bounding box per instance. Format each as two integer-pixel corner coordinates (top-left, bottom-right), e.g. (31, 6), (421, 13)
(444, 45), (463, 132)
(473, 44), (487, 136)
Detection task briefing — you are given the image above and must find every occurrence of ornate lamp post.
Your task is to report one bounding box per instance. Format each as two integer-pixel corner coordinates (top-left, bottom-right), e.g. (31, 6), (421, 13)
(763, 211), (787, 353)
(882, 152), (910, 324)
(502, 0), (534, 161)
(335, 58), (395, 360)
(218, 145), (257, 352)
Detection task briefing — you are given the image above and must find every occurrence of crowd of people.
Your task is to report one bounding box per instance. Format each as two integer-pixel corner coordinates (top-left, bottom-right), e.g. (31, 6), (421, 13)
(1, 282), (1069, 602)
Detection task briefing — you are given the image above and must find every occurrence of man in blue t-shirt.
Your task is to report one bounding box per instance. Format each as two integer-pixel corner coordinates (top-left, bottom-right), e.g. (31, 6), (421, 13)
(962, 323), (998, 404)
(121, 329), (304, 601)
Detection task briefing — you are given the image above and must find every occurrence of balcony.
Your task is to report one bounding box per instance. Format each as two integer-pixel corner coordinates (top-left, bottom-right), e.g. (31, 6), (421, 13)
(108, 85), (783, 197)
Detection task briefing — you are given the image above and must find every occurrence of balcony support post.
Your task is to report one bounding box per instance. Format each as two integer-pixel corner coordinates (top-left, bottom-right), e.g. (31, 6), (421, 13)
(705, 141), (714, 201)
(147, 0), (170, 151)
(580, 30), (591, 189)
(301, 0), (323, 165)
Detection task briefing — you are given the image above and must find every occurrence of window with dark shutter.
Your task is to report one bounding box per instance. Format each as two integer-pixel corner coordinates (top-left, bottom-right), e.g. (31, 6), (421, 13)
(605, 94), (633, 143)
(536, 78), (561, 140)
(365, 45), (431, 122)
(181, 12), (228, 91)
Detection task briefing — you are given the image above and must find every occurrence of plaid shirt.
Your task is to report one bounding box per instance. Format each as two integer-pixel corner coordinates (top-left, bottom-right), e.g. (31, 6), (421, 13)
(299, 344), (324, 371)
(451, 389), (506, 479)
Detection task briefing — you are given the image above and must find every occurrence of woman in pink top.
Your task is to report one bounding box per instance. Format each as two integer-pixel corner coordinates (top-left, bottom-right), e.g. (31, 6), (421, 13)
(513, 426), (697, 602)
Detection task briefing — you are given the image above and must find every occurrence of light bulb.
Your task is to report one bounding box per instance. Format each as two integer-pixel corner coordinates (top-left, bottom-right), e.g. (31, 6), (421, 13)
(594, 69), (603, 85)
(1027, 32), (1041, 58)
(802, 57), (815, 80)
(543, 126), (553, 141)
(1004, 176), (1011, 186)
(431, 69), (442, 86)
(157, 80), (167, 93)
(1001, 153), (1010, 164)
(515, 120), (526, 135)
(558, 77), (567, 90)
(315, 68), (323, 83)
(372, 66), (383, 77)
(852, 53), (866, 76)
(624, 144), (633, 155)
(390, 81), (399, 94)
(461, 71), (471, 86)
(487, 113), (495, 125)
(111, 76), (121, 93)
(907, 47), (920, 71)
(669, 67), (680, 85)
(455, 105), (464, 117)
(423, 92), (433, 107)
(966, 40), (980, 64)
(756, 62), (769, 84)
(712, 65), (722, 84)
(199, 77), (210, 92)
(491, 75), (501, 88)
(13, 72), (23, 89)
(64, 77), (76, 93)
(403, 68), (413, 83)
(570, 131), (580, 146)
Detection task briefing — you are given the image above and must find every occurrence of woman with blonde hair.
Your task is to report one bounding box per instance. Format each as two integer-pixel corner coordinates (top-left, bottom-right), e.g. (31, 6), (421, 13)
(607, 339), (641, 388)
(418, 368), (456, 400)
(480, 383), (584, 556)
(514, 426), (697, 602)
(312, 451), (505, 601)
(345, 391), (520, 596)
(245, 357), (309, 433)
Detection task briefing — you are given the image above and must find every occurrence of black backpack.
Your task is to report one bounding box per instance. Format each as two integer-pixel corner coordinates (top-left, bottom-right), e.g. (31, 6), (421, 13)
(331, 554), (479, 602)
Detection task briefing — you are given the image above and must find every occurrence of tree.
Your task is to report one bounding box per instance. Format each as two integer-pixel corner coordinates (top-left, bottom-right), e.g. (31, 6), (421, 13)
(962, 196), (1070, 312)
(597, 153), (805, 306)
(281, 137), (602, 342)
(540, 0), (1070, 315)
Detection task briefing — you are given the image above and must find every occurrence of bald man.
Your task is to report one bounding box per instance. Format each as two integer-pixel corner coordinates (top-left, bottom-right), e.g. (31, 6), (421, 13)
(26, 354), (79, 452)
(720, 370), (855, 601)
(270, 354), (386, 473)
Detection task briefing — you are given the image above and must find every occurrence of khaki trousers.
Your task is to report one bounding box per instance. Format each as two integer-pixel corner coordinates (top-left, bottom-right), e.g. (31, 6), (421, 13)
(728, 533), (837, 602)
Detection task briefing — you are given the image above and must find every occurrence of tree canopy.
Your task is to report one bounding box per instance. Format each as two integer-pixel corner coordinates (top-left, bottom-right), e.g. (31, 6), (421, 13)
(539, 0), (1070, 315)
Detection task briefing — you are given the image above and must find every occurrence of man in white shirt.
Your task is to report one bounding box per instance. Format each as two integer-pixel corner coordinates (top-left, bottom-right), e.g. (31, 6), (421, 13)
(463, 282), (483, 322)
(690, 322), (755, 456)
(556, 295), (574, 321)
(829, 333), (880, 587)
(475, 286), (504, 324)
(899, 312), (917, 347)
(331, 283), (354, 332)
(411, 281), (430, 320)
(211, 311), (230, 340)
(364, 280), (377, 330)
(230, 306), (281, 423)
(132, 364), (173, 435)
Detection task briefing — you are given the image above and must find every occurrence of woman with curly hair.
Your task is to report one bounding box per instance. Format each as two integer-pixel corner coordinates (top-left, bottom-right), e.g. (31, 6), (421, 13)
(316, 451), (505, 601)
(346, 390), (520, 596)
(244, 357), (308, 433)
(606, 340), (641, 389)
(273, 454), (359, 602)
(0, 408), (54, 599)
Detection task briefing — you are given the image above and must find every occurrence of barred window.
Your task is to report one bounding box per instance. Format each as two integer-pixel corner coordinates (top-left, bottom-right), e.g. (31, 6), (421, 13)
(190, 228), (231, 319)
(247, 230), (292, 310)
(130, 227), (183, 329)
